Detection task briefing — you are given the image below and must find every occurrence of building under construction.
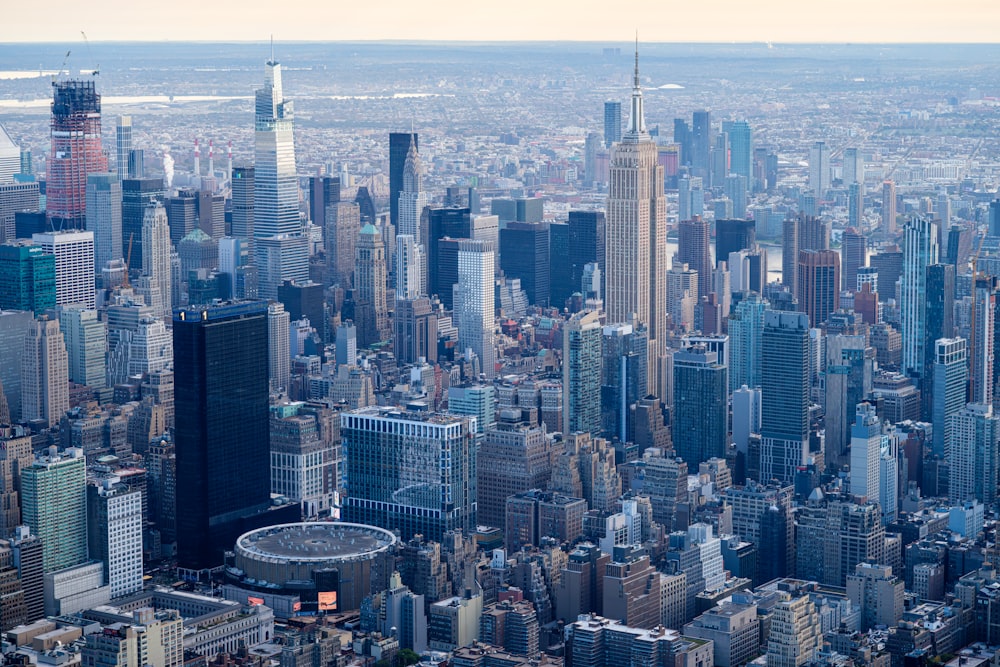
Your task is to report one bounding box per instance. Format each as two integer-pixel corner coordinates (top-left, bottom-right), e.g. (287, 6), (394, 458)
(47, 80), (107, 231)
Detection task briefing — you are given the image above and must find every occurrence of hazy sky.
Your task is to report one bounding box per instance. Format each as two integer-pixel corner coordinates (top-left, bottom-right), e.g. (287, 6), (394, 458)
(5, 0), (999, 43)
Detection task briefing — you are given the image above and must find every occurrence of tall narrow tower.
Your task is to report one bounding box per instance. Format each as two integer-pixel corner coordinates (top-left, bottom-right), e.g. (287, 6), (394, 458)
(140, 201), (173, 322)
(354, 224), (390, 347)
(254, 49), (306, 297)
(605, 43), (667, 396)
(47, 80), (108, 231)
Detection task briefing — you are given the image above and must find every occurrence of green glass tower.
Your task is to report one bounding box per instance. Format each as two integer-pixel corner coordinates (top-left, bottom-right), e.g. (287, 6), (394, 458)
(21, 448), (87, 573)
(0, 243), (56, 314)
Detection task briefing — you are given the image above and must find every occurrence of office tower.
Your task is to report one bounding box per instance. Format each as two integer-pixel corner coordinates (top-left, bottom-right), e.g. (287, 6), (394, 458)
(47, 81), (108, 231)
(711, 131), (730, 189)
(139, 201), (172, 321)
(724, 174), (748, 218)
(256, 233), (309, 300)
(600, 322), (648, 442)
(0, 310), (36, 422)
(0, 123), (18, 183)
(0, 242), (55, 314)
(766, 593), (821, 667)
(825, 335), (874, 467)
(267, 302), (290, 395)
(389, 132), (417, 229)
(59, 305), (106, 389)
(21, 447), (86, 573)
(85, 173), (122, 272)
(932, 338), (967, 457)
(728, 292), (769, 391)
(326, 201), (360, 288)
(971, 277), (996, 406)
(841, 227), (866, 291)
(120, 177), (163, 271)
(335, 321), (357, 367)
(842, 147), (863, 185)
(692, 110), (712, 176)
(603, 101), (622, 148)
(87, 479), (143, 598)
(724, 120), (752, 181)
(231, 163), (255, 256)
(677, 175), (704, 222)
(448, 384), (494, 435)
(197, 188), (225, 239)
(901, 216), (939, 378)
(456, 239), (496, 379)
(33, 230), (96, 309)
(270, 402), (339, 518)
(989, 199), (1000, 238)
(173, 302), (273, 570)
(563, 310), (602, 436)
(797, 250), (840, 327)
(165, 189), (196, 248)
(395, 234), (423, 300)
(21, 317), (69, 427)
(678, 217), (711, 300)
(846, 563), (903, 632)
(342, 406), (477, 540)
(478, 412), (551, 529)
(808, 141), (829, 198)
(732, 385), (761, 459)
(395, 297), (438, 365)
(584, 131), (602, 184)
(715, 219), (755, 268)
(672, 345), (727, 467)
(398, 137), (427, 238)
(354, 223), (390, 347)
(254, 53), (305, 296)
(0, 428), (32, 535)
(880, 180), (897, 236)
(666, 263), (698, 332)
(848, 182), (864, 230)
(606, 50), (666, 396)
(923, 263), (955, 407)
(949, 403), (999, 506)
(781, 216), (798, 293)
(309, 174), (339, 229)
(115, 116), (132, 182)
(849, 403), (882, 501)
(550, 210), (606, 308)
(500, 222), (549, 306)
(218, 237), (256, 300)
(760, 311), (810, 484)
(673, 118), (692, 165)
(0, 181), (41, 243)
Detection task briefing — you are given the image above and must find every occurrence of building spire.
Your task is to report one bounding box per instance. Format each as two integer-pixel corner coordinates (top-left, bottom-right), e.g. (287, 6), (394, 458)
(626, 33), (647, 138)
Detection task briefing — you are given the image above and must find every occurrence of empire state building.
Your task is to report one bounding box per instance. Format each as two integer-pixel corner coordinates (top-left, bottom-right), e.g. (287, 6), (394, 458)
(605, 46), (667, 397)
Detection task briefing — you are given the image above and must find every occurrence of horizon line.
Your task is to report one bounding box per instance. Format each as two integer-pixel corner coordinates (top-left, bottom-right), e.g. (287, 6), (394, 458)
(4, 38), (1000, 46)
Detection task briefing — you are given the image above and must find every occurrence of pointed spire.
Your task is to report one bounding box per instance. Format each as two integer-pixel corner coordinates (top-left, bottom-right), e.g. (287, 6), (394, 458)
(270, 35), (274, 65)
(625, 33), (647, 138)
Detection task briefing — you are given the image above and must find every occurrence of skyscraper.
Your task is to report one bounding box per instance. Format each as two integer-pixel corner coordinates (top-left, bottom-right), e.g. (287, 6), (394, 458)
(231, 164), (255, 255)
(849, 403), (882, 501)
(254, 52), (306, 295)
(841, 227), (866, 292)
(308, 175), (339, 233)
(970, 277), (996, 406)
(678, 217), (711, 300)
(397, 137), (426, 239)
(0, 181), (41, 243)
(326, 201), (360, 289)
(728, 292), (769, 391)
(797, 250), (840, 327)
(563, 310), (602, 436)
(603, 101), (622, 148)
(115, 116), (132, 183)
(47, 80), (108, 231)
(808, 141), (829, 198)
(550, 210), (606, 308)
(267, 302), (290, 395)
(882, 181), (897, 236)
(456, 239), (495, 378)
(825, 335), (875, 468)
(21, 317), (69, 428)
(932, 338), (967, 458)
(86, 173), (122, 272)
(847, 183), (864, 230)
(0, 243), (55, 314)
(140, 202), (172, 322)
(87, 479), (143, 598)
(59, 305), (106, 390)
(691, 110), (712, 177)
(389, 132), (418, 230)
(949, 403), (1000, 506)
(21, 447), (86, 573)
(121, 177), (163, 270)
(600, 321), (648, 442)
(500, 222), (550, 306)
(723, 120), (752, 182)
(173, 302), (273, 570)
(354, 223), (390, 347)
(342, 406), (478, 541)
(33, 230), (96, 309)
(716, 219), (755, 268)
(606, 48), (666, 397)
(672, 345), (728, 467)
(396, 234), (423, 301)
(760, 311), (810, 484)
(901, 216), (939, 379)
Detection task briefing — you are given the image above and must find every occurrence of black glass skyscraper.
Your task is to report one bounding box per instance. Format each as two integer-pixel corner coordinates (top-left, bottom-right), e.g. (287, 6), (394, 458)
(716, 219), (756, 267)
(603, 101), (622, 148)
(389, 132), (417, 230)
(173, 301), (274, 570)
(121, 177), (163, 268)
(549, 210), (606, 308)
(500, 222), (550, 307)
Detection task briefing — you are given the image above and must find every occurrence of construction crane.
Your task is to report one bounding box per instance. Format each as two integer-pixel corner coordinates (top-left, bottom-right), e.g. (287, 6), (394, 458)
(52, 50), (71, 81)
(80, 31), (99, 76)
(124, 233), (134, 289)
